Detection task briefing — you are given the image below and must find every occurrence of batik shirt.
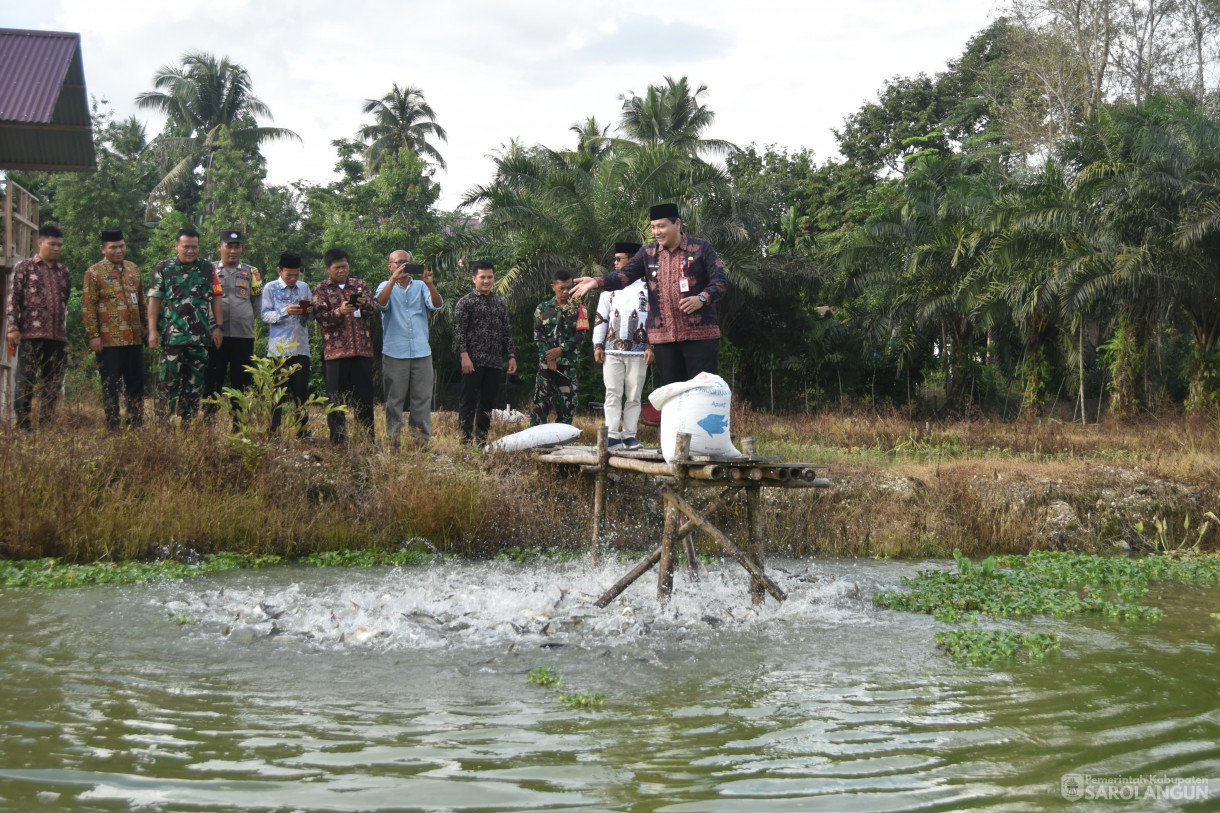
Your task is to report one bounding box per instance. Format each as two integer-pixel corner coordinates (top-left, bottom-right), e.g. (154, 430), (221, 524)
(213, 262), (263, 339)
(453, 290), (515, 369)
(533, 297), (588, 380)
(601, 236), (727, 344)
(312, 278), (379, 360)
(5, 256), (71, 342)
(148, 257), (223, 346)
(260, 278), (312, 357)
(593, 277), (648, 356)
(83, 258), (146, 347)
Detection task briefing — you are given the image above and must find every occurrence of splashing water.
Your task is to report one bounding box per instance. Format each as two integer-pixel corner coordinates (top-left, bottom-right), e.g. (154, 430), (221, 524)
(156, 558), (880, 652)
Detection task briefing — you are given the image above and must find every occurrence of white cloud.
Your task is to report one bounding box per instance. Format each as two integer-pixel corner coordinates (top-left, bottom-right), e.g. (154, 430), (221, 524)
(35, 0), (994, 212)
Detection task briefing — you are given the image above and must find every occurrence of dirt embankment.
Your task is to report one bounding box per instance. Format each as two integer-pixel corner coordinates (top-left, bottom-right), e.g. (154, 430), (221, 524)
(767, 459), (1217, 557)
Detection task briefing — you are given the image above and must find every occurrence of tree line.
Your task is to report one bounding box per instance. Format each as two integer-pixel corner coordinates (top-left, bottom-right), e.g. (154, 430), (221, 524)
(10, 1), (1220, 418)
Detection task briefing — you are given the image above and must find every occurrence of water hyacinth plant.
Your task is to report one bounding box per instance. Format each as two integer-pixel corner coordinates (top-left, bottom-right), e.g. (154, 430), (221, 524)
(876, 550), (1220, 664)
(935, 629), (1060, 665)
(527, 668), (606, 711)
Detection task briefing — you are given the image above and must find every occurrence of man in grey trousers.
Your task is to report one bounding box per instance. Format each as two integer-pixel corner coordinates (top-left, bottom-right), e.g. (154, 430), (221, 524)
(375, 250), (442, 446)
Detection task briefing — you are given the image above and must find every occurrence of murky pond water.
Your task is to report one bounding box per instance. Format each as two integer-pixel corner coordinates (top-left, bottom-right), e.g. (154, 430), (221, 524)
(0, 558), (1216, 811)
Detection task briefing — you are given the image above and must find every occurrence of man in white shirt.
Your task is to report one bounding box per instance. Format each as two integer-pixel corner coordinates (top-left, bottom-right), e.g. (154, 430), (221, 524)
(592, 242), (651, 450)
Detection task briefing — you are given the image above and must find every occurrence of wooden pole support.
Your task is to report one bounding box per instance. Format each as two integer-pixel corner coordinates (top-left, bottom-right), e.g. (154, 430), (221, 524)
(594, 545), (662, 608)
(671, 433), (699, 577)
(676, 486), (736, 537)
(590, 425), (610, 564)
(659, 485), (787, 603)
(658, 492), (677, 600)
(746, 483), (766, 605)
(742, 434), (765, 605)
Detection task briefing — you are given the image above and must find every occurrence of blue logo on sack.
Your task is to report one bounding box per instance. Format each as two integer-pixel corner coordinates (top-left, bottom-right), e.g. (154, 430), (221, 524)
(697, 413), (728, 436)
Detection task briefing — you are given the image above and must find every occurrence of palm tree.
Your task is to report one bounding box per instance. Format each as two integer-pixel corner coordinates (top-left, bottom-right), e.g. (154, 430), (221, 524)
(135, 52), (299, 213)
(618, 76), (737, 159)
(461, 133), (757, 305)
(359, 84), (448, 173)
(987, 160), (1079, 414)
(1055, 99), (1220, 413)
(842, 153), (999, 411)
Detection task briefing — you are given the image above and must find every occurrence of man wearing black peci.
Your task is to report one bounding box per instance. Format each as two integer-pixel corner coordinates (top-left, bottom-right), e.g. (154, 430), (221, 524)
(572, 203), (727, 387)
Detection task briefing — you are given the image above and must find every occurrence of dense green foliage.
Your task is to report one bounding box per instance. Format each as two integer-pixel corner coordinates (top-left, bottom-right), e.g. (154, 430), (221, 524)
(935, 629), (1061, 664)
(0, 553), (281, 589)
(8, 11), (1220, 416)
(878, 549), (1220, 664)
(874, 550), (1220, 623)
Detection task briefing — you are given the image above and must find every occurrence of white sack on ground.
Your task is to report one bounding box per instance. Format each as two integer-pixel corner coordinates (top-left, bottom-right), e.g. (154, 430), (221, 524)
(486, 423), (580, 452)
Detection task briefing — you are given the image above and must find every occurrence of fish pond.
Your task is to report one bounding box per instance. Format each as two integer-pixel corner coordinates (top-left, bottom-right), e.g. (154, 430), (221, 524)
(0, 555), (1217, 811)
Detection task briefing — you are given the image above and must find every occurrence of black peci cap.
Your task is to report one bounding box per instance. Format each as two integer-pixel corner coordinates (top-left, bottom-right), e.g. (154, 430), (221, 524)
(278, 252), (302, 269)
(101, 229), (124, 243)
(614, 242), (642, 256)
(649, 203), (680, 221)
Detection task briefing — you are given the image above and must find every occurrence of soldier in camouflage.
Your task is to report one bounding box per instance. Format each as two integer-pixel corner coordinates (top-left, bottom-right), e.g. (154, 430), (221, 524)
(529, 269), (589, 426)
(147, 228), (224, 423)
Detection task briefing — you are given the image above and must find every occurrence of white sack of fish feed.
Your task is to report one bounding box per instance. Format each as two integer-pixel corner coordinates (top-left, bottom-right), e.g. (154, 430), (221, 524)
(649, 373), (741, 463)
(486, 422), (580, 452)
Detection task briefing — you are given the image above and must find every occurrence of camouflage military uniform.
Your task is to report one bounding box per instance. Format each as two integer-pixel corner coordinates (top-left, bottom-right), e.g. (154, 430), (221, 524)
(530, 297), (588, 426)
(148, 257), (222, 420)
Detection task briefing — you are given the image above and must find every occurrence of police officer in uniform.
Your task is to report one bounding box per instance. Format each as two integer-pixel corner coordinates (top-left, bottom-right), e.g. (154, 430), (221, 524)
(205, 229), (262, 408)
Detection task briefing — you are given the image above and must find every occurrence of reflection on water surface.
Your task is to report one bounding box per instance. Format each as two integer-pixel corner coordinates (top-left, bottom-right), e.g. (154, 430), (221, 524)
(0, 558), (1216, 811)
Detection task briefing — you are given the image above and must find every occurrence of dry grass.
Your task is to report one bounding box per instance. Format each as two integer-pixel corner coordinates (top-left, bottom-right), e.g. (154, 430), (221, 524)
(2, 399), (1218, 562)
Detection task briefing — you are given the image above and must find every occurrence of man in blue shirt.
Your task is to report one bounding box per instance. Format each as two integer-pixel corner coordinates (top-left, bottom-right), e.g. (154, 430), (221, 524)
(375, 249), (442, 445)
(260, 252), (314, 436)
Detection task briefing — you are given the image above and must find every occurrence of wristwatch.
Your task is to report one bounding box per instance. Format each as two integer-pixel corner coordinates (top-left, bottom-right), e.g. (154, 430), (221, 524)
(698, 294), (708, 304)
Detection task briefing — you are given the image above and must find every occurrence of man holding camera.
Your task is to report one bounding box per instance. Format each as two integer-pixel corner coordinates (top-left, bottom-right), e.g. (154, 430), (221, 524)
(313, 248), (379, 445)
(260, 252), (314, 436)
(375, 250), (442, 446)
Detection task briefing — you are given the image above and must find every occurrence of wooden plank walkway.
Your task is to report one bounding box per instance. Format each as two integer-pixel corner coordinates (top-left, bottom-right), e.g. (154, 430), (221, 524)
(535, 426), (830, 608)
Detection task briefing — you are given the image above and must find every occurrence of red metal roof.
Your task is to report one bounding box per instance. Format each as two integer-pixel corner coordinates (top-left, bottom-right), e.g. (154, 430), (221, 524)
(0, 29), (80, 123)
(0, 28), (95, 171)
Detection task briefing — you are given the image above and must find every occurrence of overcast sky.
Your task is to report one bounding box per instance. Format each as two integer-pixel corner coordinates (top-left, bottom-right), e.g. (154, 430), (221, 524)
(11, 0), (998, 209)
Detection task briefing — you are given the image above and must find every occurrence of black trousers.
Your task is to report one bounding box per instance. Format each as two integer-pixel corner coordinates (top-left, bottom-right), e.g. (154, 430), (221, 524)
(459, 366), (504, 443)
(270, 355), (311, 436)
(14, 339), (67, 430)
(654, 339), (719, 387)
(324, 356), (374, 444)
(98, 345), (145, 430)
(205, 337), (256, 400)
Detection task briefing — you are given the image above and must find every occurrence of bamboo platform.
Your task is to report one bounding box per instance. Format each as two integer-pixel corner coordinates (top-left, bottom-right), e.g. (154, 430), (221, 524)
(535, 426), (830, 608)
